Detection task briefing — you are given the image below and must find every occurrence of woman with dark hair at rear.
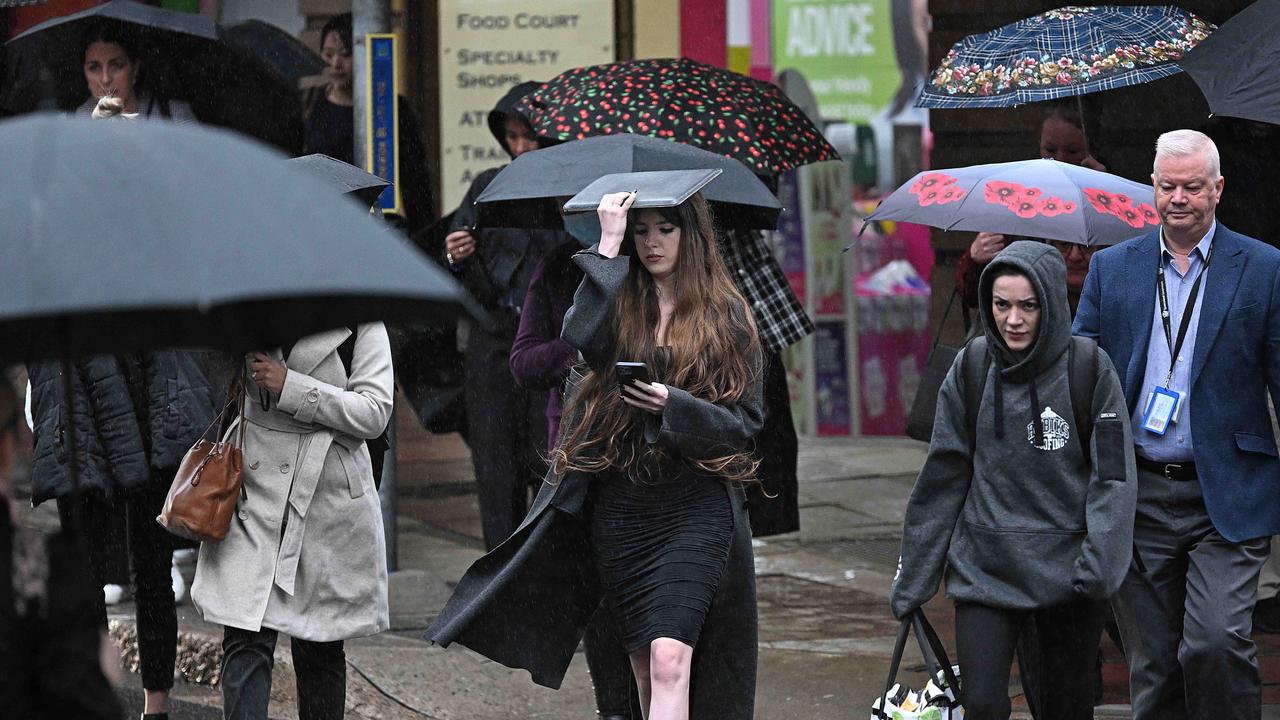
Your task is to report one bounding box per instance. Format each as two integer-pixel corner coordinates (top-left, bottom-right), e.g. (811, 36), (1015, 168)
(75, 19), (195, 123)
(302, 13), (435, 238)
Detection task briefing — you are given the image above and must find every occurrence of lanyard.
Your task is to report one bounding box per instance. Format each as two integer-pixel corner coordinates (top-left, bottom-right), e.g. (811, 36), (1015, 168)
(1156, 244), (1213, 386)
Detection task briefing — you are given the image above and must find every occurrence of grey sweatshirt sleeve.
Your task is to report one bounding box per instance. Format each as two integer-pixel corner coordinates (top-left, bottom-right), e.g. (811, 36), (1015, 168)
(890, 351), (975, 619)
(562, 245), (632, 371)
(1071, 348), (1138, 599)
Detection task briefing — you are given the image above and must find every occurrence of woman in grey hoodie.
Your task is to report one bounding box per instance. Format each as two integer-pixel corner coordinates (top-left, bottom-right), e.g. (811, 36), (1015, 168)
(891, 241), (1137, 720)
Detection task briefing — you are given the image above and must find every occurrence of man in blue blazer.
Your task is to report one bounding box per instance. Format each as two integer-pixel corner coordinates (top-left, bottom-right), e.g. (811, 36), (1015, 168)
(1074, 129), (1280, 719)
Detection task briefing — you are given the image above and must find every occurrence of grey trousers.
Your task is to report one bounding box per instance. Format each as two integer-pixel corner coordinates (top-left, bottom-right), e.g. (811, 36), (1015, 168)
(1112, 468), (1270, 720)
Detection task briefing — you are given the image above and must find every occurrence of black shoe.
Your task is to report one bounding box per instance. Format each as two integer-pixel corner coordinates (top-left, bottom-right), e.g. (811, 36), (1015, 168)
(1253, 595), (1280, 634)
(141, 714), (169, 720)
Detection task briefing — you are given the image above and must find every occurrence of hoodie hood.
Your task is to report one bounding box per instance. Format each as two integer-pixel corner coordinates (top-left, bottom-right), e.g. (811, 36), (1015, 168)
(487, 81), (545, 157)
(978, 240), (1071, 379)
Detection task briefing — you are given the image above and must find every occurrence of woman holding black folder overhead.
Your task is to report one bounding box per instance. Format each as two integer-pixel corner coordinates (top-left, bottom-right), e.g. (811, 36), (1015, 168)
(427, 172), (764, 719)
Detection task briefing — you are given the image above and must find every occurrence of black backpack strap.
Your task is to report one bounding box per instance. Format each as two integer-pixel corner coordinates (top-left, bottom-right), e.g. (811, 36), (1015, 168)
(962, 336), (991, 447)
(1068, 336), (1097, 456)
(338, 326), (357, 380)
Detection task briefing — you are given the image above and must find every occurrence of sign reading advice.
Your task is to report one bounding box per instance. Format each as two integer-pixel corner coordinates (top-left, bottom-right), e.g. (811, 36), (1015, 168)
(438, 1), (614, 211)
(771, 0), (902, 124)
(366, 33), (401, 215)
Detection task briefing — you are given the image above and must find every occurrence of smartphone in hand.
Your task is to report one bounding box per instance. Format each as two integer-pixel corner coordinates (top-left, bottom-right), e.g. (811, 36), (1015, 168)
(615, 361), (652, 387)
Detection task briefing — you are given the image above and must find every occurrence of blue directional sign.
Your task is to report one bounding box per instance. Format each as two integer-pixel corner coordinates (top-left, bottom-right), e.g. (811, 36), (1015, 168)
(365, 34), (401, 215)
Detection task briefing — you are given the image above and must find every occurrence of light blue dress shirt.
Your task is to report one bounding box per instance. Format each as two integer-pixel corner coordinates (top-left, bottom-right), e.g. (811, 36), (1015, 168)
(1131, 223), (1216, 462)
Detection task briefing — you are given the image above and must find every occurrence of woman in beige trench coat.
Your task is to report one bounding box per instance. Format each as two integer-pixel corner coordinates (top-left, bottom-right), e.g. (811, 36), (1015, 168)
(192, 324), (393, 720)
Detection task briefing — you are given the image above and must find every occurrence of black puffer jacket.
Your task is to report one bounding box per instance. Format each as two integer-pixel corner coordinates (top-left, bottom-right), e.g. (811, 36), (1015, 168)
(28, 351), (222, 505)
(28, 356), (148, 504)
(121, 351), (223, 471)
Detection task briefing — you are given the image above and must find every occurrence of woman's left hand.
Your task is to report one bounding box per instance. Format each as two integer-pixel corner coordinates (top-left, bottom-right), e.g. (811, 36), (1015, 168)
(622, 380), (668, 414)
(247, 352), (287, 395)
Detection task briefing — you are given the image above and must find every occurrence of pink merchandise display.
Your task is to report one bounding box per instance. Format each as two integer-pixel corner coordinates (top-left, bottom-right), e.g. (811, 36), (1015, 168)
(855, 212), (934, 435)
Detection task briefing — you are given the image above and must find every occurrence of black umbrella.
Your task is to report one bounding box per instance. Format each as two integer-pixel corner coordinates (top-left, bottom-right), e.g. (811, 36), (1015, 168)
(0, 113), (479, 363)
(1, 0), (302, 153)
(474, 133), (782, 230)
(288, 153), (390, 208)
(224, 19), (324, 88)
(1178, 0), (1280, 124)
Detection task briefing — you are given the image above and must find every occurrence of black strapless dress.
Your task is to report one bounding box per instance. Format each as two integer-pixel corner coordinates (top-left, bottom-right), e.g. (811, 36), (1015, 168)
(589, 458), (735, 652)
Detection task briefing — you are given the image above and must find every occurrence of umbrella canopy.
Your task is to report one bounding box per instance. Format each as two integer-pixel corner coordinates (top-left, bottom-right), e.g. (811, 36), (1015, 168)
(474, 133), (782, 230)
(866, 159), (1158, 246)
(918, 5), (1214, 109)
(1, 0), (302, 153)
(287, 153), (390, 208)
(517, 58), (839, 175)
(0, 114), (477, 363)
(223, 19), (324, 88)
(1177, 0), (1280, 124)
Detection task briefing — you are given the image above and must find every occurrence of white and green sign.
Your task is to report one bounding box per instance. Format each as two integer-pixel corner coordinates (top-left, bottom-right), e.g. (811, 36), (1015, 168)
(771, 0), (902, 124)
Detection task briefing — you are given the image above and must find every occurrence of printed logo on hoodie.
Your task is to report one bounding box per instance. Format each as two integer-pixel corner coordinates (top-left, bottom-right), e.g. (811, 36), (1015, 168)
(1028, 406), (1070, 451)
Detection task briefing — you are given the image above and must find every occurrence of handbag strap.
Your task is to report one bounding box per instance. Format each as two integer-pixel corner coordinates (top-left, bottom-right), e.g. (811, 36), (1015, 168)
(204, 368), (248, 450)
(873, 616), (914, 719)
(234, 369), (247, 452)
(874, 611), (962, 718)
(913, 612), (962, 707)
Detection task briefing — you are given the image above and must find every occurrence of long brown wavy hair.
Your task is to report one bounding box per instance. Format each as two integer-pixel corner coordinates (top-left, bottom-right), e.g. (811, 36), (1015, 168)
(551, 193), (761, 483)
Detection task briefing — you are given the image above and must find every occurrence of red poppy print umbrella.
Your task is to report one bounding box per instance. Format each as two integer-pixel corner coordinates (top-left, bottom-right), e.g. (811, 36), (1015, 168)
(516, 58), (839, 175)
(865, 158), (1158, 246)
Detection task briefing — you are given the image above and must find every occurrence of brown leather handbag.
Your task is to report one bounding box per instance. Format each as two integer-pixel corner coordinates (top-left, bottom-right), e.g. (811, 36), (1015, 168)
(156, 379), (247, 542)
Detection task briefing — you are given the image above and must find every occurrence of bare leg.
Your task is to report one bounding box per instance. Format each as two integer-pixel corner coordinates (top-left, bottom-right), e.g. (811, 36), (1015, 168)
(645, 638), (693, 720)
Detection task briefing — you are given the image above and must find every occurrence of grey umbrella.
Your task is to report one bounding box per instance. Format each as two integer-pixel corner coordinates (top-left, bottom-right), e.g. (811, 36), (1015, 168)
(1177, 0), (1280, 124)
(224, 19), (324, 88)
(287, 153), (391, 208)
(0, 113), (478, 363)
(473, 133), (782, 230)
(1, 0), (303, 153)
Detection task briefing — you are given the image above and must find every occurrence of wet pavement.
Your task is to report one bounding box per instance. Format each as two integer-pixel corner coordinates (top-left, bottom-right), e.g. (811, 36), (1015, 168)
(31, 416), (1280, 718)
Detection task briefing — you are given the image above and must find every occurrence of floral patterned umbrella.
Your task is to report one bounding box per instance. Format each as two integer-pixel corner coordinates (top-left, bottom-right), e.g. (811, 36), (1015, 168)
(918, 5), (1214, 108)
(865, 159), (1158, 246)
(516, 58), (839, 175)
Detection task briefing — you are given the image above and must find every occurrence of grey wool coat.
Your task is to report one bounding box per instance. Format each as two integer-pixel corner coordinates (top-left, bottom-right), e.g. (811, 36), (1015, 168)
(427, 247), (764, 719)
(192, 324), (394, 642)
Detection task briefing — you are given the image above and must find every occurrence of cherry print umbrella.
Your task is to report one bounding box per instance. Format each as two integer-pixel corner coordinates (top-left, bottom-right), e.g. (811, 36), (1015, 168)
(516, 57), (839, 175)
(864, 158), (1158, 246)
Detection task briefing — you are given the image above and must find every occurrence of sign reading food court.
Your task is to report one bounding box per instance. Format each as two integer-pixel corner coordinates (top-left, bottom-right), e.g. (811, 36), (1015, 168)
(438, 0), (614, 210)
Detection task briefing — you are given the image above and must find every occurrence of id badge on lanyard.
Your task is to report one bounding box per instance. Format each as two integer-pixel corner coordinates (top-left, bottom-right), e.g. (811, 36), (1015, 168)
(1142, 245), (1211, 436)
(1141, 386), (1181, 435)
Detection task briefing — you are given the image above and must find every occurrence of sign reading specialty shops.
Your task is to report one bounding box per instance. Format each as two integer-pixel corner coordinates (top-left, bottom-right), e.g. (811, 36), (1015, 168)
(438, 1), (614, 210)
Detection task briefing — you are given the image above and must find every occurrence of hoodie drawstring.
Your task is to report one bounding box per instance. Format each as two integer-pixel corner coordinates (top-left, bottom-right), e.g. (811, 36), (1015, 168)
(993, 362), (1005, 440)
(1028, 374), (1045, 448)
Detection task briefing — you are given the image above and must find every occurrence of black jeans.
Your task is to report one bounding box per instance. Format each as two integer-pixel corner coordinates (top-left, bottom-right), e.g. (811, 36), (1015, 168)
(221, 626), (346, 720)
(57, 477), (177, 691)
(955, 599), (1106, 720)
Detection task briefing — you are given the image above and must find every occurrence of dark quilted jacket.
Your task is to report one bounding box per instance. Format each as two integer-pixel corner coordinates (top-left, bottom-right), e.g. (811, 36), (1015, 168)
(28, 351), (222, 505)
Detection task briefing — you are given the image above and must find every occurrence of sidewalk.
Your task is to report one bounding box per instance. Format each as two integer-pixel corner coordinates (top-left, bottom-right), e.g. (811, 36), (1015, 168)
(79, 426), (1280, 717)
